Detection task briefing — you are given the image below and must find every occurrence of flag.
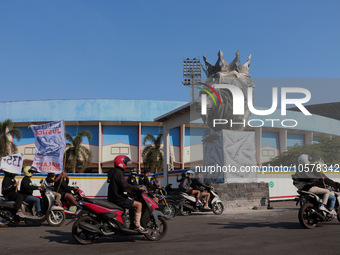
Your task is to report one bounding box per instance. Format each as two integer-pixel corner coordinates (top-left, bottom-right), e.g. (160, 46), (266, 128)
(0, 153), (24, 174)
(30, 120), (65, 173)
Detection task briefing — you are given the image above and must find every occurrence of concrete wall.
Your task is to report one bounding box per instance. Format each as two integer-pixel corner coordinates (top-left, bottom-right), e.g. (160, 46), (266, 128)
(213, 183), (270, 209)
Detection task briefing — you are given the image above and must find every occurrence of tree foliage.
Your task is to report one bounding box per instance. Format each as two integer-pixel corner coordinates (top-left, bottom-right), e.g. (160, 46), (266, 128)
(64, 130), (92, 173)
(269, 137), (340, 166)
(0, 119), (21, 157)
(142, 131), (163, 172)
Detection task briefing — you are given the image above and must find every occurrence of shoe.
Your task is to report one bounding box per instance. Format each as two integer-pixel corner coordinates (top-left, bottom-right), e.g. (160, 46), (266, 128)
(135, 226), (148, 234)
(329, 210), (337, 216)
(17, 211), (30, 218)
(319, 204), (329, 212)
(204, 206), (210, 210)
(36, 211), (44, 217)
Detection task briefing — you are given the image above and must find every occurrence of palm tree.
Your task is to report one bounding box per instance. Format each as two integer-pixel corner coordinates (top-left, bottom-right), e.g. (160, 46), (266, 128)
(0, 119), (21, 157)
(142, 131), (163, 172)
(64, 130), (92, 173)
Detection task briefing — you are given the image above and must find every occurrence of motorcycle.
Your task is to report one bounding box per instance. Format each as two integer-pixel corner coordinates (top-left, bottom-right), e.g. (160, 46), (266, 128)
(179, 186), (224, 216)
(72, 191), (168, 244)
(152, 189), (178, 219)
(59, 188), (86, 216)
(0, 186), (65, 227)
(296, 189), (340, 229)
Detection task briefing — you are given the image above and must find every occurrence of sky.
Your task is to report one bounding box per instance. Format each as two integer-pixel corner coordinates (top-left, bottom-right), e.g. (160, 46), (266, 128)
(0, 0), (339, 107)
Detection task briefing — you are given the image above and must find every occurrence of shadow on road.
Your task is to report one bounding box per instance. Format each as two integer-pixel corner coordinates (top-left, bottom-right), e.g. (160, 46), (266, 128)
(43, 230), (148, 245)
(208, 221), (302, 229)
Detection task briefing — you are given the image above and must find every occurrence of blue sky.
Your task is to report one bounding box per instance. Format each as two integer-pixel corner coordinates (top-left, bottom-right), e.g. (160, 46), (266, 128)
(0, 0), (339, 106)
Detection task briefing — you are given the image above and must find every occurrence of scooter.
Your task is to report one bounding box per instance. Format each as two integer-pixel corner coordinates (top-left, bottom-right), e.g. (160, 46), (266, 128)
(72, 191), (168, 244)
(178, 186), (224, 216)
(0, 186), (65, 227)
(296, 189), (340, 229)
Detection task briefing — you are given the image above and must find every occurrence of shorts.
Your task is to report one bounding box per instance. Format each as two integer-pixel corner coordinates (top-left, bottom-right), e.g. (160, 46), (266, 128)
(114, 198), (134, 209)
(187, 190), (193, 195)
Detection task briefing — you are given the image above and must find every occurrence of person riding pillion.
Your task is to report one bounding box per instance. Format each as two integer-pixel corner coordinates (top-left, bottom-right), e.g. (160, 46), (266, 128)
(179, 170), (202, 206)
(107, 155), (147, 233)
(292, 154), (340, 214)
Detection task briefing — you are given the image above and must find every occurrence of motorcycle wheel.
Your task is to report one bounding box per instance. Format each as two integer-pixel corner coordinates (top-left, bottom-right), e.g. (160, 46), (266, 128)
(47, 210), (65, 227)
(0, 210), (12, 227)
(298, 203), (317, 229)
(72, 216), (100, 245)
(162, 204), (177, 219)
(212, 202), (224, 215)
(144, 216), (167, 241)
(179, 201), (192, 216)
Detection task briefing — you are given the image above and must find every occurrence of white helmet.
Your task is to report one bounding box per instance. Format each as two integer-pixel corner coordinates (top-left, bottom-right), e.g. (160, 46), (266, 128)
(185, 170), (195, 177)
(298, 154), (312, 164)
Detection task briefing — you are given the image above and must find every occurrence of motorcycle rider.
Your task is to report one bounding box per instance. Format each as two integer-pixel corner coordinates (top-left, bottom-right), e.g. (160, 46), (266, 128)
(107, 155), (147, 233)
(292, 154), (340, 214)
(139, 169), (158, 192)
(151, 174), (161, 190)
(1, 171), (24, 216)
(179, 170), (202, 206)
(54, 171), (79, 210)
(43, 172), (62, 204)
(126, 168), (138, 187)
(191, 172), (211, 210)
(20, 166), (43, 217)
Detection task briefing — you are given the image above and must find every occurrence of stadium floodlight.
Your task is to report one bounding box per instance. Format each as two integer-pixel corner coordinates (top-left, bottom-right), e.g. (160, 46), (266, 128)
(182, 58), (202, 101)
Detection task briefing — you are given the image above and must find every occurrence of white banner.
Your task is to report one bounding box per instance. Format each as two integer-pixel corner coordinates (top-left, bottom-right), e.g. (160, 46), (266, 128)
(0, 153), (24, 174)
(30, 120), (66, 174)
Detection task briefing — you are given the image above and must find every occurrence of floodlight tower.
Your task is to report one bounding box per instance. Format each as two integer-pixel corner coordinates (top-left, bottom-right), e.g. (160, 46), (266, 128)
(182, 58), (202, 102)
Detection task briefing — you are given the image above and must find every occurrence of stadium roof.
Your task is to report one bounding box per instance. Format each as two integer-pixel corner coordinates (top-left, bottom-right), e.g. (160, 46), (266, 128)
(290, 102), (340, 121)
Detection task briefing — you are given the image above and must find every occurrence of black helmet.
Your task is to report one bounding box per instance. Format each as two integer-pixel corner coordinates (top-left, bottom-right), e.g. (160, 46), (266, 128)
(130, 168), (138, 175)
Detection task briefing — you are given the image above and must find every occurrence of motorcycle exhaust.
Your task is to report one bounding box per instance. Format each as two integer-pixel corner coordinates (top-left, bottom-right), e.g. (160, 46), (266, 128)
(311, 210), (326, 221)
(183, 203), (194, 211)
(78, 222), (102, 234)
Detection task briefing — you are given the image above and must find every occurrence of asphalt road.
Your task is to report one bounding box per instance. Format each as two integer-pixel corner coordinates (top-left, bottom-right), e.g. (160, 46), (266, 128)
(1, 204), (340, 255)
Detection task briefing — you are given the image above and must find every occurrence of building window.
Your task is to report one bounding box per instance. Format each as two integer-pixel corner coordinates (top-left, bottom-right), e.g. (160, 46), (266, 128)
(262, 149), (275, 157)
(111, 147), (129, 155)
(24, 147), (36, 155)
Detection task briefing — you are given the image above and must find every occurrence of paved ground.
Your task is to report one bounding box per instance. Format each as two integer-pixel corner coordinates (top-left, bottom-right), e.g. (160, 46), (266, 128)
(1, 202), (340, 255)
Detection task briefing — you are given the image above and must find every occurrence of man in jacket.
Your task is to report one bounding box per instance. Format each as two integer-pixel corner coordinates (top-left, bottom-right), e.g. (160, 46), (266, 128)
(107, 155), (147, 233)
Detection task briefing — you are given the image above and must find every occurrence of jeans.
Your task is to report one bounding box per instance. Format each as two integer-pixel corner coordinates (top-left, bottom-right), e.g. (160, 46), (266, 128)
(328, 193), (336, 210)
(24, 195), (41, 212)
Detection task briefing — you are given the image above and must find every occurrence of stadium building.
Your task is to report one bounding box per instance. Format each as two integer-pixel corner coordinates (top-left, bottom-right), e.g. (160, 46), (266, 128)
(1, 99), (340, 175)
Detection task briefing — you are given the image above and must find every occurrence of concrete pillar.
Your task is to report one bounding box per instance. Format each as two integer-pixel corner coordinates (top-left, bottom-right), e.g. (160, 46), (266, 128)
(138, 122), (142, 173)
(305, 131), (313, 145)
(255, 127), (262, 165)
(279, 129), (287, 155)
(163, 125), (170, 185)
(180, 124), (185, 169)
(98, 122), (102, 174)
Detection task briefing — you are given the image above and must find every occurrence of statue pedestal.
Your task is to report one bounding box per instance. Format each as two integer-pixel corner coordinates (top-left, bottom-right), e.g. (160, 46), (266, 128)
(203, 130), (257, 183)
(202, 130), (268, 208)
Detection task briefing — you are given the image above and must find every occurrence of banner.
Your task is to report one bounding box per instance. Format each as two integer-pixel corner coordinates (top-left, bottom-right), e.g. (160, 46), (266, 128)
(30, 120), (65, 173)
(0, 153), (24, 174)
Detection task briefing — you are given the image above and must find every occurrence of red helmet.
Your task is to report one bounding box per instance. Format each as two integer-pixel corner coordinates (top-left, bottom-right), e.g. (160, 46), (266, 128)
(114, 155), (131, 169)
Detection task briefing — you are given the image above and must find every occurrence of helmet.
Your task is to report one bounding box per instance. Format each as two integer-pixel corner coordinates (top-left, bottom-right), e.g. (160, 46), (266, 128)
(114, 155), (131, 169)
(298, 154), (312, 165)
(23, 166), (38, 177)
(130, 167), (138, 175)
(185, 170), (195, 177)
